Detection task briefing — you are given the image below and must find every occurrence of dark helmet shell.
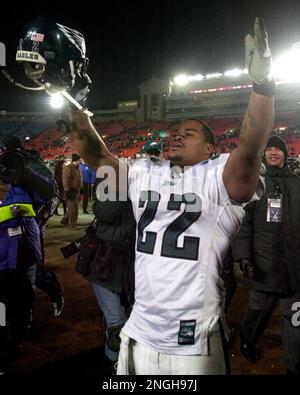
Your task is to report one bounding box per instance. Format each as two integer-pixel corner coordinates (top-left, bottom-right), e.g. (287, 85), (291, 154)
(16, 15), (88, 92)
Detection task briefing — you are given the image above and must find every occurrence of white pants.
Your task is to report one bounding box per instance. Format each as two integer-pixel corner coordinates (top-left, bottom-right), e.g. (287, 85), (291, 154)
(117, 322), (228, 375)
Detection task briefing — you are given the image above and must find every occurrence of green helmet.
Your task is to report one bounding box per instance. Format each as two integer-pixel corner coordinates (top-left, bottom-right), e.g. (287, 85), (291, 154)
(142, 141), (163, 154)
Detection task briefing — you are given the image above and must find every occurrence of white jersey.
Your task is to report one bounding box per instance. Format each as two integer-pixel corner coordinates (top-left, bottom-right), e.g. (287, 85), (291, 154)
(123, 154), (263, 356)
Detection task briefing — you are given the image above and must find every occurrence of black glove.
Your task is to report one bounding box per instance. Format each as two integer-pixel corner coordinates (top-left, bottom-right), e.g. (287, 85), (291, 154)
(238, 258), (254, 279)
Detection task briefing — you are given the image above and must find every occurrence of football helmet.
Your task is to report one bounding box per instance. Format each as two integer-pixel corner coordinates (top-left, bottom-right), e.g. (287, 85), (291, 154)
(2, 15), (92, 115)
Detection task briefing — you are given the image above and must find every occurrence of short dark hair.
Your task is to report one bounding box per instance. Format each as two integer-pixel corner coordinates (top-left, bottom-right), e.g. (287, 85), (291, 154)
(184, 118), (215, 147)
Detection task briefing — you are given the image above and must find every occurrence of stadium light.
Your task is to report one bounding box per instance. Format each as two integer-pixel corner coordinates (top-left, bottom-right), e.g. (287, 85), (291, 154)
(174, 74), (190, 86)
(50, 94), (64, 109)
(206, 73), (223, 79)
(174, 74), (204, 86)
(224, 68), (243, 77)
(194, 74), (204, 81)
(273, 48), (300, 83)
(173, 66), (249, 87)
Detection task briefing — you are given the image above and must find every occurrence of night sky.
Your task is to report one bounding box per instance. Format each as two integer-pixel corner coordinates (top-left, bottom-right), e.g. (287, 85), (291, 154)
(0, 0), (300, 112)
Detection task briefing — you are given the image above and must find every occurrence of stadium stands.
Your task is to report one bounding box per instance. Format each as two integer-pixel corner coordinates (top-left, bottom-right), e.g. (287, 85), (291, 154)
(1, 113), (300, 160)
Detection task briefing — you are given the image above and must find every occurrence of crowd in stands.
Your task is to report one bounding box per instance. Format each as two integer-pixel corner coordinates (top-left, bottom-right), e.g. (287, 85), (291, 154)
(1, 113), (300, 163)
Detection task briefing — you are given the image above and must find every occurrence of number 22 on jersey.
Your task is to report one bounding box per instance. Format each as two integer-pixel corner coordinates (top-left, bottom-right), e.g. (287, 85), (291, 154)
(137, 190), (202, 260)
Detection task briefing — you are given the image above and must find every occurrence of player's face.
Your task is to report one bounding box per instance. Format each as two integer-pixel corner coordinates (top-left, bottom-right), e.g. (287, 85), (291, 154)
(265, 146), (285, 168)
(168, 120), (213, 166)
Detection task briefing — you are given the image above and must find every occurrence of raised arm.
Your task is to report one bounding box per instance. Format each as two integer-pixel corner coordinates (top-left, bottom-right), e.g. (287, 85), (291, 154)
(70, 110), (119, 172)
(70, 111), (127, 194)
(223, 17), (274, 202)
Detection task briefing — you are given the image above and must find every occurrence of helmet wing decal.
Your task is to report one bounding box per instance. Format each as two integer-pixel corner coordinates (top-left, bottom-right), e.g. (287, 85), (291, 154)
(56, 23), (86, 57)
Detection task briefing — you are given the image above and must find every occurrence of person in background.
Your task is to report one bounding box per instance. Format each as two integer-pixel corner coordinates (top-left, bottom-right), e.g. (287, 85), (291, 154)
(85, 194), (136, 374)
(142, 141), (163, 160)
(0, 135), (56, 374)
(62, 153), (82, 229)
(232, 136), (300, 375)
(79, 160), (95, 214)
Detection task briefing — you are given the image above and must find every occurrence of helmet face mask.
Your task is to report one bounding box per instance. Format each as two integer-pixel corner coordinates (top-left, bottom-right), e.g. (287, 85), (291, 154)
(23, 61), (45, 81)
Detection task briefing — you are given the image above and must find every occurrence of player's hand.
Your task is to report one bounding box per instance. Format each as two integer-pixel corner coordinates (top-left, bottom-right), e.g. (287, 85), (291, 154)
(245, 17), (273, 86)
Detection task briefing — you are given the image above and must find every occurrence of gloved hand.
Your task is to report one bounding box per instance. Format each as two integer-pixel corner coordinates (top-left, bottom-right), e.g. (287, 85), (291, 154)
(245, 17), (275, 96)
(238, 258), (254, 280)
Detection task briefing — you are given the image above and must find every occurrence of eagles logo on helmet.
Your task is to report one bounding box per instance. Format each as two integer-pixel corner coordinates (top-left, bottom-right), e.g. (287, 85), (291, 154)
(1, 15), (93, 115)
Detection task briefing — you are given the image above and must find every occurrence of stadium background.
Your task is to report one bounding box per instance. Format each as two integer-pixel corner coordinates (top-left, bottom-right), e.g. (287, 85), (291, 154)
(0, 71), (296, 376)
(1, 71), (300, 158)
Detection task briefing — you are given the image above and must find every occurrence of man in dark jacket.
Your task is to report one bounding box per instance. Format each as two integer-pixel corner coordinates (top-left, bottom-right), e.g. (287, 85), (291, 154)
(232, 136), (300, 374)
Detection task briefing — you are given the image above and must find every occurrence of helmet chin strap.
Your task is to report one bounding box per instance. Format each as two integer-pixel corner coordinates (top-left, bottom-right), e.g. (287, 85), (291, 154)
(1, 68), (44, 90)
